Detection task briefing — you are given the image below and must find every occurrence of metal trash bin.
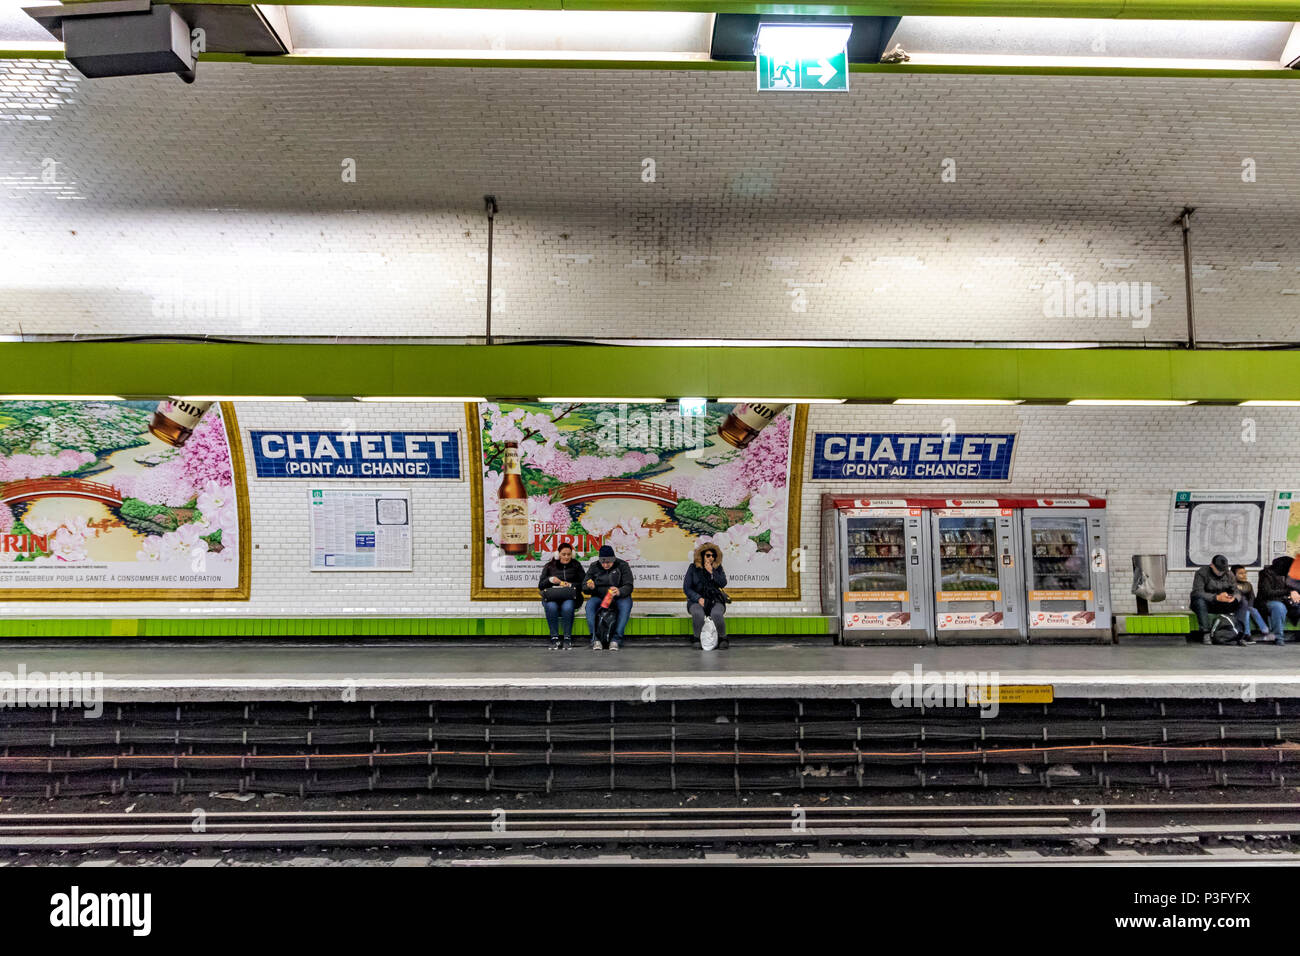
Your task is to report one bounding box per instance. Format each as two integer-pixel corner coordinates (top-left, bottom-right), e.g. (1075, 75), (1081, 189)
(1131, 554), (1167, 613)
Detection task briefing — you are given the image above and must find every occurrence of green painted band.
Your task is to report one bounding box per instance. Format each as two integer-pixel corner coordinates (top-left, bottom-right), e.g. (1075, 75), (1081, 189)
(5, 343), (1300, 404)
(0, 616), (832, 637)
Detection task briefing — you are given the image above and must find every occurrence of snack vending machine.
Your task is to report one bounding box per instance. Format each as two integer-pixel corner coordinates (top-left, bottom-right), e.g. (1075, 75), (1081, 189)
(820, 496), (933, 644)
(1020, 498), (1112, 643)
(929, 500), (1025, 644)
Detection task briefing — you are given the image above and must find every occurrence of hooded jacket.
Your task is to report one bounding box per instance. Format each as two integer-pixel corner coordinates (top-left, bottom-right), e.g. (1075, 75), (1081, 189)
(582, 556), (634, 599)
(684, 541), (728, 612)
(1191, 562), (1238, 605)
(1258, 556), (1298, 606)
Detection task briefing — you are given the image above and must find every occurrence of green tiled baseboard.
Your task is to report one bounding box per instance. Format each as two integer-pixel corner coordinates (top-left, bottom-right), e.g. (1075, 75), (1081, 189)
(0, 616), (832, 639)
(1121, 612), (1300, 635)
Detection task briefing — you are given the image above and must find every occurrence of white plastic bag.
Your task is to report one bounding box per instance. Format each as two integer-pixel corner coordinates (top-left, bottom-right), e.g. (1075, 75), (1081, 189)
(699, 617), (718, 651)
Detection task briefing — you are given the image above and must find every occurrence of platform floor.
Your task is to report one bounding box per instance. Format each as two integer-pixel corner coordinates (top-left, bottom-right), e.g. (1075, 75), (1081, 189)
(0, 640), (1297, 701)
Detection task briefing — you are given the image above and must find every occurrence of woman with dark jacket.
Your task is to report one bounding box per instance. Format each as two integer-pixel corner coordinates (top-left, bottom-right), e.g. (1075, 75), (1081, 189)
(1258, 555), (1300, 646)
(539, 543), (584, 649)
(684, 541), (730, 649)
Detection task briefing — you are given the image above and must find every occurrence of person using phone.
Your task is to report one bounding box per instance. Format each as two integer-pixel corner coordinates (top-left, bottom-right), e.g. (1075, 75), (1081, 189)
(538, 542), (584, 650)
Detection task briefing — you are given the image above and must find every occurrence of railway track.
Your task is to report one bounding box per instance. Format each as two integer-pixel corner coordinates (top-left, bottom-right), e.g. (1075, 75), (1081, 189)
(1, 803), (1297, 854)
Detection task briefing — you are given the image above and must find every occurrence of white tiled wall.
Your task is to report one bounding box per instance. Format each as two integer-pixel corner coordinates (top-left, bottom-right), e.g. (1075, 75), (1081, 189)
(0, 400), (1294, 619)
(3, 59), (1300, 342)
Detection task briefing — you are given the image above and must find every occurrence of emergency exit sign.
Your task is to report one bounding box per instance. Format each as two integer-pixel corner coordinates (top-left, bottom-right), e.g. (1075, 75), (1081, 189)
(756, 50), (849, 91)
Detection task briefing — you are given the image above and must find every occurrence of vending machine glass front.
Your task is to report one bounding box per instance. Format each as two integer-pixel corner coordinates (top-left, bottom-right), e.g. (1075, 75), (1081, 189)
(846, 516), (908, 593)
(842, 513), (921, 636)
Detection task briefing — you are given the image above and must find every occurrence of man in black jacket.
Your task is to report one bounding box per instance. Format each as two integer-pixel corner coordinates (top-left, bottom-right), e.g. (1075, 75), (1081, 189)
(583, 544), (634, 650)
(1190, 554), (1244, 644)
(1258, 555), (1300, 646)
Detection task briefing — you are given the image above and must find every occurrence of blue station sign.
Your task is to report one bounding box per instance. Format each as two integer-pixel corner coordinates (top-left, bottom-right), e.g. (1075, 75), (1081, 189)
(811, 432), (1017, 481)
(250, 430), (461, 479)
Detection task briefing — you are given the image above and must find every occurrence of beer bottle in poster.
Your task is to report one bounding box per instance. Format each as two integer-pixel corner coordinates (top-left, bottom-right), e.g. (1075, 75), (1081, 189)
(498, 440), (529, 555)
(717, 402), (788, 449)
(149, 399), (213, 448)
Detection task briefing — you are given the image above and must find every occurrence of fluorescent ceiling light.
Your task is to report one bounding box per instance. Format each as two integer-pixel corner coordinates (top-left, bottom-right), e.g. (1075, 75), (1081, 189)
(1067, 399), (1196, 406)
(179, 395), (309, 402)
(538, 397), (667, 403)
(893, 398), (1024, 405)
(716, 398), (846, 404)
(354, 396), (487, 402)
(1239, 400), (1300, 406)
(284, 8), (713, 55)
(755, 23), (852, 60)
(0, 394), (124, 400)
(891, 17), (1293, 66)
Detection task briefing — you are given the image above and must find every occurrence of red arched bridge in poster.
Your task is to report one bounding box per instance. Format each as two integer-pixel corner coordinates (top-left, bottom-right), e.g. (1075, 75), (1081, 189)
(0, 478), (124, 507)
(550, 479), (679, 508)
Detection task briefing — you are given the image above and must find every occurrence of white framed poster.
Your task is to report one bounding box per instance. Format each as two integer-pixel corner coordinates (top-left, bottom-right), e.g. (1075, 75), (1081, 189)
(309, 488), (412, 571)
(1168, 490), (1272, 570)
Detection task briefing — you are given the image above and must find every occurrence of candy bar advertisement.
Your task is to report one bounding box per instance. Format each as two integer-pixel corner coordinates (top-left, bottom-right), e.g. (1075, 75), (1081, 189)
(469, 402), (805, 600)
(0, 400), (248, 599)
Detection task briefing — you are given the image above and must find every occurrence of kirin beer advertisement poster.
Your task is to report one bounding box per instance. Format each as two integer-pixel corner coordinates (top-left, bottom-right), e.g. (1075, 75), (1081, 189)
(0, 400), (247, 597)
(471, 402), (805, 599)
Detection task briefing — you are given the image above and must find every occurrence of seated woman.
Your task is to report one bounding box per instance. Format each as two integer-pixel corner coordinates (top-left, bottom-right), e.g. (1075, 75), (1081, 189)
(538, 542), (584, 649)
(684, 541), (730, 649)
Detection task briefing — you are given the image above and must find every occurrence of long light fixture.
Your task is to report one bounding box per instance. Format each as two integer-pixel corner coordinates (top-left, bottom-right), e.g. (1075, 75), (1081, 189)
(354, 396), (487, 402)
(1067, 399), (1196, 406)
(179, 395), (309, 402)
(894, 398), (1024, 405)
(0, 394), (124, 400)
(716, 397), (846, 404)
(538, 397), (667, 403)
(754, 22), (853, 59)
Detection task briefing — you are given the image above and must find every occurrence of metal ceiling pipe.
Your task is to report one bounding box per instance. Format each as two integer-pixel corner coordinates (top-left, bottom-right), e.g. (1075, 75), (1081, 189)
(1177, 206), (1196, 350)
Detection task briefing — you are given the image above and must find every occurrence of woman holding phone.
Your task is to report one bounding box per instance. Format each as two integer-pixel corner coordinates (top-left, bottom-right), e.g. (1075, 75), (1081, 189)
(538, 542), (584, 649)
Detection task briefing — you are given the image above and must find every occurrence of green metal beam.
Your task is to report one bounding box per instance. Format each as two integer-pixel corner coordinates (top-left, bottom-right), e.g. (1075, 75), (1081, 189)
(4, 343), (1299, 404)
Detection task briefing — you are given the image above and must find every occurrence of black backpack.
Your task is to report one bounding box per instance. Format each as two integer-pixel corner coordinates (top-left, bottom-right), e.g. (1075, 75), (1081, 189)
(594, 605), (619, 647)
(1208, 613), (1240, 645)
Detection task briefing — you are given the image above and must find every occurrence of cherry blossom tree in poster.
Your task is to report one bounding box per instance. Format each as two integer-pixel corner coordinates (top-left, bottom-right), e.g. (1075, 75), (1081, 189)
(477, 402), (799, 595)
(0, 400), (242, 594)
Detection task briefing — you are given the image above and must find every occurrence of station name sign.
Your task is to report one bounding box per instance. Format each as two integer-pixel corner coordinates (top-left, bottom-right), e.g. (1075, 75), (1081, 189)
(811, 432), (1017, 481)
(250, 430), (461, 479)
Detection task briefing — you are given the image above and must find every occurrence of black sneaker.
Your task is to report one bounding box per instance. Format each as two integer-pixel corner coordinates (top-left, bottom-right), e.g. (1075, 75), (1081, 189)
(1237, 636), (1256, 646)
(561, 638), (572, 650)
(548, 637), (561, 650)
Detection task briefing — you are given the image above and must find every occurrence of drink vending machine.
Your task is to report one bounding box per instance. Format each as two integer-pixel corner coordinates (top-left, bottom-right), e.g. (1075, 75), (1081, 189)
(820, 495), (1112, 645)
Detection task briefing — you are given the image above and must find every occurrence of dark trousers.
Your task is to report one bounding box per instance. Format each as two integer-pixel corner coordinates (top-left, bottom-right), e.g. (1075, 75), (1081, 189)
(1192, 595), (1242, 633)
(689, 602), (727, 642)
(543, 599), (577, 639)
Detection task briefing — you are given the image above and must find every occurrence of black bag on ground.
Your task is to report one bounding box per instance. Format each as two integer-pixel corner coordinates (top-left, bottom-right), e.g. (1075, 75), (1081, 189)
(593, 605), (619, 646)
(1208, 613), (1240, 645)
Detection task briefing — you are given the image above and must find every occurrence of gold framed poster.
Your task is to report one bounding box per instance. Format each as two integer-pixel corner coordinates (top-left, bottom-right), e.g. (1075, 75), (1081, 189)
(0, 400), (250, 601)
(468, 401), (806, 602)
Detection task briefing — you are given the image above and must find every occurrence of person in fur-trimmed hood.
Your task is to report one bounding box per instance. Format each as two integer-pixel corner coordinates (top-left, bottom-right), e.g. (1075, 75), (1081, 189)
(684, 540), (731, 649)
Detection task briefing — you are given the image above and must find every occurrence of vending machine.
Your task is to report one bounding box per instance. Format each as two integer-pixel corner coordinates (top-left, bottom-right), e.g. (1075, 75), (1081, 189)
(1020, 497), (1112, 643)
(929, 500), (1025, 644)
(820, 496), (933, 644)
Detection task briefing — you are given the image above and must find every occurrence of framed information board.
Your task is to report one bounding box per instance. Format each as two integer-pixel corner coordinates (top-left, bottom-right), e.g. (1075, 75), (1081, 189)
(309, 488), (412, 572)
